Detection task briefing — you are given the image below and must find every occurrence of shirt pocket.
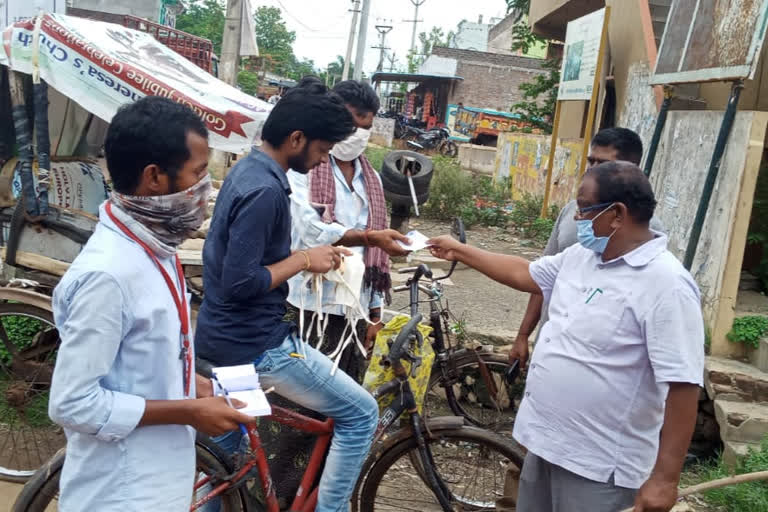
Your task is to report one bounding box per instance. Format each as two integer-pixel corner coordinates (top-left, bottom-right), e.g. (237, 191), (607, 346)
(565, 288), (626, 350)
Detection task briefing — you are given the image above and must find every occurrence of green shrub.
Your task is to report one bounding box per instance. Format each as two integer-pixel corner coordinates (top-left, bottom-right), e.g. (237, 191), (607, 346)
(684, 437), (768, 511)
(364, 146), (389, 172)
(727, 315), (768, 349)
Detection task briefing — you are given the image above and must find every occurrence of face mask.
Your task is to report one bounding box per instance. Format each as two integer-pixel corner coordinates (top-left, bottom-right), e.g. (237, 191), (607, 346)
(111, 174), (212, 248)
(331, 128), (371, 162)
(576, 203), (616, 254)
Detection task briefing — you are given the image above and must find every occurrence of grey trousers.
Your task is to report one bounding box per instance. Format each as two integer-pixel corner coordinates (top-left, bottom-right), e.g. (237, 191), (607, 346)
(516, 452), (637, 512)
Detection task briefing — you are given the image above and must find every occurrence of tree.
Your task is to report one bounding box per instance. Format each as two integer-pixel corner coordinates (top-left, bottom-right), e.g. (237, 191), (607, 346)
(320, 56), (353, 86)
(511, 57), (560, 133)
(406, 26), (454, 72)
(175, 0), (225, 55)
(254, 6), (297, 76)
(506, 0), (530, 19)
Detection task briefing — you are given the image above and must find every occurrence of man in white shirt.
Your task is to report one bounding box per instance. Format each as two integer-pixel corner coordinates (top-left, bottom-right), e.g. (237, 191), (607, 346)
(288, 79), (409, 381)
(428, 161), (704, 512)
(48, 97), (254, 511)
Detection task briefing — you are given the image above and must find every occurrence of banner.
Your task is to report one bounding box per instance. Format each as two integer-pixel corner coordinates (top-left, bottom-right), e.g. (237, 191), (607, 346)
(1, 13), (272, 153)
(558, 8), (606, 101)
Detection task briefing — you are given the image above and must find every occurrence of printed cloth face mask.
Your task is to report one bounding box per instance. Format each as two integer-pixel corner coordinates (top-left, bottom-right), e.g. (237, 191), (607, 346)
(576, 202), (616, 254)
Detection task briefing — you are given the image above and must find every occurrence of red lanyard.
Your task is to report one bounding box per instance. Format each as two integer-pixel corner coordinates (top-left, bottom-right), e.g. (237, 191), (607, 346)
(105, 202), (192, 397)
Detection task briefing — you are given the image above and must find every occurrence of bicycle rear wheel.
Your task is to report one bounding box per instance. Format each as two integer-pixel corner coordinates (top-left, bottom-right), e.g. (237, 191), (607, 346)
(0, 302), (64, 482)
(12, 439), (247, 512)
(358, 425), (523, 511)
(425, 350), (521, 437)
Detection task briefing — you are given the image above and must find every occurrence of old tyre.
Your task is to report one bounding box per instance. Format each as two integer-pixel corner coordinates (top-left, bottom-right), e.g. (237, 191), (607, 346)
(380, 151), (434, 191)
(384, 188), (430, 207)
(380, 170), (431, 197)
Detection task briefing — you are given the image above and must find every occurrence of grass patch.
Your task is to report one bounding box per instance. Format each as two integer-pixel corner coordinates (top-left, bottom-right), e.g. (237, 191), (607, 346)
(364, 145), (389, 173)
(682, 437), (768, 511)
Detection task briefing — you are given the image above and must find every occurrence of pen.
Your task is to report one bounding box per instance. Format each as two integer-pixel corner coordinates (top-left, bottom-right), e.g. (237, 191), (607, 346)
(212, 374), (248, 437)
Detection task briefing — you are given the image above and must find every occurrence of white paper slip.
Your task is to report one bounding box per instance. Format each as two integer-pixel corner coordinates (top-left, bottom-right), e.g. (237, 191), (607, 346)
(397, 230), (431, 252)
(229, 389), (272, 417)
(212, 364), (273, 417)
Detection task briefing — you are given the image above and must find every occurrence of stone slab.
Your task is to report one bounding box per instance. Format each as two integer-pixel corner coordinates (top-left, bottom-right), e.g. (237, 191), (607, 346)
(714, 399), (768, 444)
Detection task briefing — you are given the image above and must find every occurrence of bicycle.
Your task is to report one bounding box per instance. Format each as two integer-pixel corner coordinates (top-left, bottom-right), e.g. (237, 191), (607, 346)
(14, 312), (524, 512)
(397, 219), (522, 437)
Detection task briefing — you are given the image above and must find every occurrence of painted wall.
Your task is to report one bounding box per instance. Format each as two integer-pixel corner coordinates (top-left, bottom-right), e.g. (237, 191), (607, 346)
(453, 21), (490, 52)
(617, 61), (659, 163)
(493, 133), (584, 208)
(648, 111), (768, 355)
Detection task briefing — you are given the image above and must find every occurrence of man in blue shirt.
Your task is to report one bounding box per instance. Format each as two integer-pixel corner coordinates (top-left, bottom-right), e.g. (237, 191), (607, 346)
(48, 97), (254, 511)
(196, 79), (379, 512)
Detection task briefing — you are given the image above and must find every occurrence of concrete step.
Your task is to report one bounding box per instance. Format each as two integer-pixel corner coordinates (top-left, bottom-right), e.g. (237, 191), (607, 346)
(714, 399), (768, 444)
(705, 356), (768, 403)
(722, 440), (760, 467)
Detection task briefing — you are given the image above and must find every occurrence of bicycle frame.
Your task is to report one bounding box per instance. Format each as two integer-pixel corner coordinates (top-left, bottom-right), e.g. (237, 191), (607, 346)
(192, 351), (454, 512)
(192, 405), (334, 512)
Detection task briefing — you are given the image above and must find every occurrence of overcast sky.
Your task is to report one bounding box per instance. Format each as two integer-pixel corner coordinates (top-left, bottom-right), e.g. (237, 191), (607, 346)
(252, 0), (508, 75)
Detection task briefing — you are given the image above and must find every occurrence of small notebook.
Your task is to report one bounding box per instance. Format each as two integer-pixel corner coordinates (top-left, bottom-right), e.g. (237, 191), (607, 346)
(212, 364), (272, 417)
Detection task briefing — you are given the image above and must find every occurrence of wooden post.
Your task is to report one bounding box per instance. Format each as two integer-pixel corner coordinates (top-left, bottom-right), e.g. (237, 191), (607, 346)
(540, 100), (562, 218)
(577, 5), (611, 179)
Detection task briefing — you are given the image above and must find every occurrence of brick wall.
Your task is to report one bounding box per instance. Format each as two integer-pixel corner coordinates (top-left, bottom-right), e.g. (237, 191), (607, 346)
(432, 47), (545, 112)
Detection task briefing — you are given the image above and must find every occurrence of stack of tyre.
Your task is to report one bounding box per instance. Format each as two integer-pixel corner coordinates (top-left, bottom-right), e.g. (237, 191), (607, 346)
(380, 151), (434, 207)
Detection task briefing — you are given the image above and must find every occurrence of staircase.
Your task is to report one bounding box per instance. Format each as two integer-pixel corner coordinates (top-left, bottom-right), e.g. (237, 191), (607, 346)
(705, 357), (768, 463)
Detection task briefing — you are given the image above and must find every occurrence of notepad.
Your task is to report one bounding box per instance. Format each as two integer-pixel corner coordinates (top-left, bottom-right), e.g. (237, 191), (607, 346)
(212, 364), (272, 417)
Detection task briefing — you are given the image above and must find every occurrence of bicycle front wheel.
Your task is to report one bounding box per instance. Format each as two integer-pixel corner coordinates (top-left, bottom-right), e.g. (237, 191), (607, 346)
(426, 350), (521, 436)
(358, 425), (523, 511)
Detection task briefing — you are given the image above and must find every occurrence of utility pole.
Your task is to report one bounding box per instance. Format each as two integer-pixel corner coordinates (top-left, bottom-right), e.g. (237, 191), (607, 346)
(353, 0), (371, 80)
(342, 0), (361, 81)
(212, 0), (243, 178)
(220, 0), (243, 85)
(405, 0), (427, 53)
(385, 52), (396, 95)
(373, 24), (393, 72)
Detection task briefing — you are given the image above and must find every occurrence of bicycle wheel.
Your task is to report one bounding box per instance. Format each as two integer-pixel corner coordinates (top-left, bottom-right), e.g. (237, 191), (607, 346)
(358, 426), (523, 511)
(425, 350), (522, 436)
(0, 302), (64, 482)
(12, 439), (247, 511)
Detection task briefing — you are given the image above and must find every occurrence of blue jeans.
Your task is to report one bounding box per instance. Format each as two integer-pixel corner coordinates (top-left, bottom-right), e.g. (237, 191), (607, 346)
(208, 335), (379, 512)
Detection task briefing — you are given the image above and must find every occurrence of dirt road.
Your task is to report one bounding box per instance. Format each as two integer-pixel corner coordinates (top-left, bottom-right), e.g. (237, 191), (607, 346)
(0, 481), (21, 511)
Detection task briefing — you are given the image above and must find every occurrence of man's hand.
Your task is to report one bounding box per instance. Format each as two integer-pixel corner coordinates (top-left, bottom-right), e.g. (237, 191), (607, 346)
(306, 246), (353, 273)
(368, 229), (411, 256)
(633, 475), (678, 512)
(189, 397), (255, 437)
(196, 373), (213, 398)
(428, 235), (463, 261)
(365, 322), (384, 356)
(509, 333), (530, 368)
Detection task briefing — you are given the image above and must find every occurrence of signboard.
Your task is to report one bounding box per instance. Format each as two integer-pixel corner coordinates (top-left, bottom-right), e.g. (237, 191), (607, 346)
(0, 0), (62, 31)
(1, 13), (271, 153)
(557, 8), (606, 101)
(652, 0), (768, 85)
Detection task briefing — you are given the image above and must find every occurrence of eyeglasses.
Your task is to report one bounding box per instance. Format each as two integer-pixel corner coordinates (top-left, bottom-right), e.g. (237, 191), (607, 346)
(575, 202), (614, 218)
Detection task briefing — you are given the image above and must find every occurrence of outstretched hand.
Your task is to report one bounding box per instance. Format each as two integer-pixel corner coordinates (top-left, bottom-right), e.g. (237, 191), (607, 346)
(427, 235), (463, 261)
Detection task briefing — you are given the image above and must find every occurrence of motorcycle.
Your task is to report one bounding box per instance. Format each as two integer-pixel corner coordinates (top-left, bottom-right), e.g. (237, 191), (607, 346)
(406, 127), (459, 157)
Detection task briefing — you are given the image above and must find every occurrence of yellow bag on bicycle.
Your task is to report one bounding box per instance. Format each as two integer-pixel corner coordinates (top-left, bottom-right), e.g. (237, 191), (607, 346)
(363, 315), (434, 415)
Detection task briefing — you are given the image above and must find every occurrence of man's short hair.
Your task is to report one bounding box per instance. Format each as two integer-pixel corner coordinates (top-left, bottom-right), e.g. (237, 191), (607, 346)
(261, 78), (355, 147)
(588, 161), (657, 223)
(105, 96), (208, 195)
(591, 128), (643, 165)
(333, 80), (380, 115)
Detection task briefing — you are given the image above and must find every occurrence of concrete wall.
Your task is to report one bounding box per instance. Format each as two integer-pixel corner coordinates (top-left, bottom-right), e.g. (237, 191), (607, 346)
(458, 144), (497, 175)
(648, 111), (768, 356)
(453, 21), (490, 52)
(488, 14), (517, 55)
(69, 0), (162, 22)
(370, 117), (394, 148)
(432, 47), (544, 112)
(493, 132), (584, 208)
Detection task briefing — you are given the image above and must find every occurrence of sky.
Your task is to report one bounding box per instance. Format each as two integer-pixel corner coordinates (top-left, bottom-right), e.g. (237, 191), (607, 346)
(252, 0), (509, 76)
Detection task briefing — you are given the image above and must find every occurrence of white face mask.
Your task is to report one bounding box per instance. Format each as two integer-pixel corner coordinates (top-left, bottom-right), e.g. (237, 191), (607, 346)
(331, 128), (372, 162)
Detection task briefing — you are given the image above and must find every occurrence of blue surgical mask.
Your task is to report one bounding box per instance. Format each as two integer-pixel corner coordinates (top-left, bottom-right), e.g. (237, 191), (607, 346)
(576, 204), (616, 254)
